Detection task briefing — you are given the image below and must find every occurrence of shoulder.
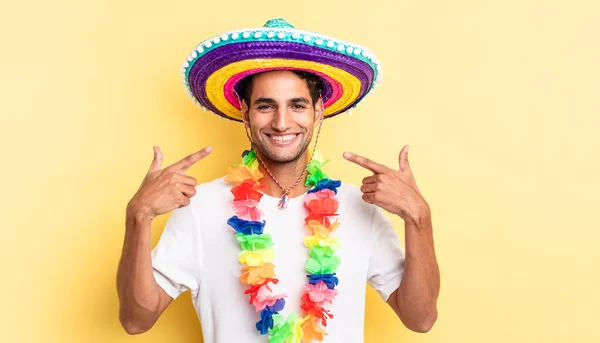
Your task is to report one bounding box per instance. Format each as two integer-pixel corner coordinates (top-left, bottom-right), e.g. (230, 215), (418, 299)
(337, 181), (361, 199)
(337, 181), (378, 226)
(338, 181), (373, 212)
(195, 175), (229, 193)
(337, 180), (396, 232)
(190, 176), (231, 206)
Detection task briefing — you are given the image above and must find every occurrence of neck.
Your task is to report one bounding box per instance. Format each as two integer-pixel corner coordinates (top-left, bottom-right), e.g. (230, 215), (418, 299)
(257, 151), (312, 199)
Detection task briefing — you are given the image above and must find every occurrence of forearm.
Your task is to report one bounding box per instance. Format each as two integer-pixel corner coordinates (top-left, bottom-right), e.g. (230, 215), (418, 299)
(394, 213), (440, 331)
(116, 207), (163, 333)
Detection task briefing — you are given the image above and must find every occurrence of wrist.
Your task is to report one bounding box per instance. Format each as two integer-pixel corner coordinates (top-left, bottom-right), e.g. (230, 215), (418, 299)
(402, 205), (431, 230)
(126, 199), (154, 223)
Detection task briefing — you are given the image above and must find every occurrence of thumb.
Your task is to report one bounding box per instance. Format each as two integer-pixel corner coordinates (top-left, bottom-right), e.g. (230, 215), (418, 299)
(148, 145), (163, 173)
(399, 145), (410, 172)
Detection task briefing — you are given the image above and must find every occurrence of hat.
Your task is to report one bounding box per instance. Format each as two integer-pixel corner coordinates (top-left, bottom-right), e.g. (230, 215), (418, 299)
(181, 18), (382, 122)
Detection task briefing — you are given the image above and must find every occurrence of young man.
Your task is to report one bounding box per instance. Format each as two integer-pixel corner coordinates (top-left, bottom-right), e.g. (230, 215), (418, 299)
(117, 19), (439, 343)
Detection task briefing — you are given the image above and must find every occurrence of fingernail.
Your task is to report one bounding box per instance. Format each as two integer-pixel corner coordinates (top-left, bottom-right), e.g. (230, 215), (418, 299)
(205, 146), (212, 152)
(343, 152), (351, 159)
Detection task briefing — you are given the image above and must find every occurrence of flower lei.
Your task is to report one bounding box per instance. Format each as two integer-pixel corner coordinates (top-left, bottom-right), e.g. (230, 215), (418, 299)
(225, 149), (342, 343)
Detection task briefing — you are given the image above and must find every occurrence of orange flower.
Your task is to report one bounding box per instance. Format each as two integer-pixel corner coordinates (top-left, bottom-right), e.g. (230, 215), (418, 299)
(239, 263), (276, 285)
(305, 220), (339, 236)
(225, 164), (263, 184)
(301, 315), (328, 342)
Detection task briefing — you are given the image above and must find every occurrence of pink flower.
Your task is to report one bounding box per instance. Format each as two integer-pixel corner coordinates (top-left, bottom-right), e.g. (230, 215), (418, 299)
(252, 283), (287, 311)
(304, 281), (338, 305)
(232, 199), (263, 221)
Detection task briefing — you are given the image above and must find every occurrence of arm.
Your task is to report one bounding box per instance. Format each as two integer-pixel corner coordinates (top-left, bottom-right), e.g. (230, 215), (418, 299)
(117, 208), (173, 334)
(117, 145), (211, 334)
(387, 211), (439, 333)
(344, 145), (440, 332)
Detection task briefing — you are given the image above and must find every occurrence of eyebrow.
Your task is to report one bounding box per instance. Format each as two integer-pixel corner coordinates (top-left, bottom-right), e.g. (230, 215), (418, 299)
(252, 97), (312, 106)
(289, 97), (310, 105)
(253, 97), (277, 106)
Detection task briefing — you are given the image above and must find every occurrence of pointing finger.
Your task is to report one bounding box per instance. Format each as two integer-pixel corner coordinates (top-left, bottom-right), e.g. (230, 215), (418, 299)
(398, 145), (410, 172)
(169, 146), (213, 173)
(148, 145), (163, 173)
(343, 152), (388, 174)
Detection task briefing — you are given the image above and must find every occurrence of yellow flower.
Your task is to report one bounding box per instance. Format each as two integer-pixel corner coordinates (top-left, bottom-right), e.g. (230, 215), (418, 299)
(307, 150), (325, 164)
(238, 248), (275, 267)
(285, 316), (307, 343)
(304, 233), (340, 250)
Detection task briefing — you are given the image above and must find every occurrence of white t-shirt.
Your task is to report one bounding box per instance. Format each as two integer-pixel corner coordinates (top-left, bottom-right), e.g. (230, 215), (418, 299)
(151, 177), (405, 343)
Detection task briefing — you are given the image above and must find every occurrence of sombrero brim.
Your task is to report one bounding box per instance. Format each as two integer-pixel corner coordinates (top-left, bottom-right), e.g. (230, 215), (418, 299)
(181, 26), (382, 122)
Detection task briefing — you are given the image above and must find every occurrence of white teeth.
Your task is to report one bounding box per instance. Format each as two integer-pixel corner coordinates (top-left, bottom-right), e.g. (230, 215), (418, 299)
(270, 134), (297, 142)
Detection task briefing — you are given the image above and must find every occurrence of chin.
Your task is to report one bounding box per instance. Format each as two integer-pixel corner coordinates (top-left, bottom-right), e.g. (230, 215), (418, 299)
(257, 134), (310, 164)
(261, 147), (304, 163)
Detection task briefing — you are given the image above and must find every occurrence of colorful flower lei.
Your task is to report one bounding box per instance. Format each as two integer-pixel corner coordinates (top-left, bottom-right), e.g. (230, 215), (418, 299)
(225, 149), (341, 342)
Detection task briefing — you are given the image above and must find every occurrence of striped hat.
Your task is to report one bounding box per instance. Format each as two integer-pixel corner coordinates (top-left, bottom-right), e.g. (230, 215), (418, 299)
(181, 18), (382, 122)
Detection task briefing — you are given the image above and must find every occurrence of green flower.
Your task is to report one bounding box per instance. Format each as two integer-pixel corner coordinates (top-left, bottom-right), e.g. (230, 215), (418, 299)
(268, 313), (296, 343)
(242, 150), (259, 169)
(305, 150), (329, 187)
(305, 246), (340, 274)
(235, 233), (274, 251)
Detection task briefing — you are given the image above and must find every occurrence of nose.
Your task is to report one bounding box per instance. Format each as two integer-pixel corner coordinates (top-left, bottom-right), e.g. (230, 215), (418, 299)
(272, 108), (292, 132)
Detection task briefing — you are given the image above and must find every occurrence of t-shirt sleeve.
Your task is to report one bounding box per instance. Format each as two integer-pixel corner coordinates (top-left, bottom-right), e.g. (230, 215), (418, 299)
(366, 205), (405, 302)
(151, 204), (201, 300)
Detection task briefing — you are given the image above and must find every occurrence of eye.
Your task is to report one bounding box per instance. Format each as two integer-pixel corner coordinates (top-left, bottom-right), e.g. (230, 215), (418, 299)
(292, 104), (306, 110)
(257, 105), (273, 110)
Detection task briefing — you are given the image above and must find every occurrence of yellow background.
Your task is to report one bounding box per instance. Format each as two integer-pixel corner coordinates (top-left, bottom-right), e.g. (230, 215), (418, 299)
(1, 0), (599, 342)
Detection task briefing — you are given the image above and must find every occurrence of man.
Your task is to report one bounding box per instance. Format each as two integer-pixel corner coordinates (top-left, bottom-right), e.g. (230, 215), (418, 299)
(117, 19), (439, 342)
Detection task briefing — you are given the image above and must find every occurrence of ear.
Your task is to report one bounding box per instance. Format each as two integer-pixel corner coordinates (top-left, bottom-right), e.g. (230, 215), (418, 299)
(314, 97), (325, 121)
(240, 99), (249, 123)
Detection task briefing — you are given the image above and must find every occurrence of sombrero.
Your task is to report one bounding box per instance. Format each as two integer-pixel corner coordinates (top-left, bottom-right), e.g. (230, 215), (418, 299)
(181, 18), (382, 122)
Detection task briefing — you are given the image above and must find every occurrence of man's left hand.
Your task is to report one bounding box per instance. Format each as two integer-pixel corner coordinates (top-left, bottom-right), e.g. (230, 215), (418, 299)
(343, 145), (430, 222)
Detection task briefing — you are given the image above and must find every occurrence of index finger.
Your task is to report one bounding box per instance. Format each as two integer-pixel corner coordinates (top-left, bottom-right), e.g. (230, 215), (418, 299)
(343, 152), (388, 174)
(168, 146), (212, 173)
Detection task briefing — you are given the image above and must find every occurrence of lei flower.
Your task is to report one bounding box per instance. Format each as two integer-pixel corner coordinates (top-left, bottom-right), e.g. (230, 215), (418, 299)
(226, 150), (341, 342)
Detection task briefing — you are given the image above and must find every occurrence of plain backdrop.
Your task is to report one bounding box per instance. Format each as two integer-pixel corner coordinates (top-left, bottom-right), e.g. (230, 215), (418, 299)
(1, 0), (599, 342)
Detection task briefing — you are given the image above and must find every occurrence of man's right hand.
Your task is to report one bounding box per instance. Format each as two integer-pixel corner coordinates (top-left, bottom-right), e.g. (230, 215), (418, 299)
(127, 145), (212, 221)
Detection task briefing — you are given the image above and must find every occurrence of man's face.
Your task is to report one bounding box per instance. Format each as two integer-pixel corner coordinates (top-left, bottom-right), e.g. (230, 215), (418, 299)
(242, 71), (323, 164)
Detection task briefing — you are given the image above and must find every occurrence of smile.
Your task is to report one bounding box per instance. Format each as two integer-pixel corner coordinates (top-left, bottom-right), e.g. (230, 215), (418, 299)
(266, 133), (300, 146)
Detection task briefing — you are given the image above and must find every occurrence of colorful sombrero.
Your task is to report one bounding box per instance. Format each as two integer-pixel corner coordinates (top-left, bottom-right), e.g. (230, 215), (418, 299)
(181, 18), (382, 122)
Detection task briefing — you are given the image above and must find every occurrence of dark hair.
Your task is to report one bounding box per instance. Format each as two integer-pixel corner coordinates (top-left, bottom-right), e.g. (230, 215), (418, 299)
(237, 70), (324, 107)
